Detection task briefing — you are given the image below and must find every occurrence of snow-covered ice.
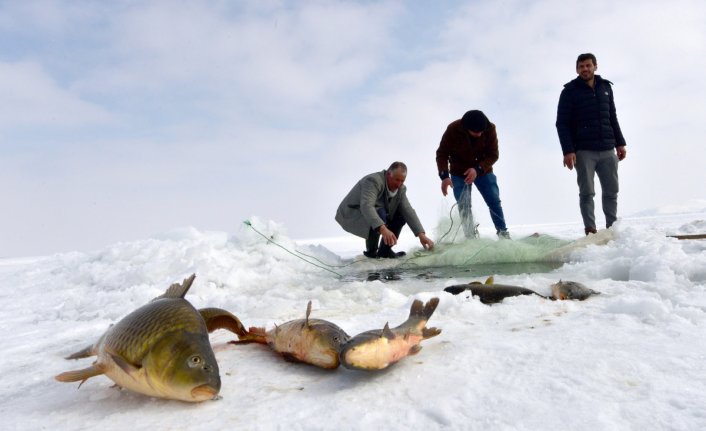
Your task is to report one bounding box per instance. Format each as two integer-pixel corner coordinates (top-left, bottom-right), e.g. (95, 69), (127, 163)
(1, 204), (706, 430)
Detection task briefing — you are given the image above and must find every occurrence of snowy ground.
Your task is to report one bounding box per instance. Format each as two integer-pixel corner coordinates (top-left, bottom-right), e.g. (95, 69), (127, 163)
(2, 204), (706, 430)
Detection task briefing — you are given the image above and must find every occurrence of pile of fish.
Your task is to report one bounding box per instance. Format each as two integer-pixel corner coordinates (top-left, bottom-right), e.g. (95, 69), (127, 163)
(220, 298), (441, 371)
(56, 273), (600, 402)
(55, 275), (442, 402)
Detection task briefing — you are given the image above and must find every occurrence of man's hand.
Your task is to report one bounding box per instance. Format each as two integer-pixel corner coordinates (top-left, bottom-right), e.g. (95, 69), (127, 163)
(463, 167), (478, 184)
(418, 233), (434, 251)
(379, 225), (397, 246)
(563, 153), (576, 170)
(441, 178), (452, 196)
(616, 146), (627, 161)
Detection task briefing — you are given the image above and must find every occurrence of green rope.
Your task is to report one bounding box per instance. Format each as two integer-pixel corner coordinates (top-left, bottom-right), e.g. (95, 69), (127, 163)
(437, 202), (461, 244)
(292, 248), (363, 270)
(243, 220), (347, 278)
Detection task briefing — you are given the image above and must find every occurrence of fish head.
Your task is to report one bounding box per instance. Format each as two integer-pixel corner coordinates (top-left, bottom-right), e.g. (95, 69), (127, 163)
(312, 322), (350, 351)
(550, 281), (566, 300)
(550, 280), (596, 300)
(308, 324), (350, 368)
(143, 330), (221, 402)
(339, 330), (390, 371)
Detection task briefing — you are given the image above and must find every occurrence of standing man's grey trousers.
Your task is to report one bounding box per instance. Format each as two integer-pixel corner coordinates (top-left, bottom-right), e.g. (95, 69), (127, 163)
(575, 149), (619, 230)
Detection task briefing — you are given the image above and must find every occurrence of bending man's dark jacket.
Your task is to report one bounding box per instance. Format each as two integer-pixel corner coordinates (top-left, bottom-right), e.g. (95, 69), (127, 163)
(335, 170), (425, 239)
(556, 75), (627, 155)
(436, 120), (499, 178)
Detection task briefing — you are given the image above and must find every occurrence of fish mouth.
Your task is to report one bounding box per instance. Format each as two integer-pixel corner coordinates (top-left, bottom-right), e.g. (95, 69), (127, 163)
(191, 384), (219, 401)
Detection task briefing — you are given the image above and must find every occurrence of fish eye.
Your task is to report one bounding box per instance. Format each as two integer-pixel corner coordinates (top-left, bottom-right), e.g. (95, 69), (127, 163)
(189, 355), (203, 368)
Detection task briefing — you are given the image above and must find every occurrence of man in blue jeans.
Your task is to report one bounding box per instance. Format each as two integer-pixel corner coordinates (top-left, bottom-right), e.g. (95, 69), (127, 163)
(436, 110), (510, 239)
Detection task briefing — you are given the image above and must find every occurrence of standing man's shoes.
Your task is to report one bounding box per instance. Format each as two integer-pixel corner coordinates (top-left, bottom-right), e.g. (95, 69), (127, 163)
(497, 230), (511, 239)
(585, 227), (597, 235)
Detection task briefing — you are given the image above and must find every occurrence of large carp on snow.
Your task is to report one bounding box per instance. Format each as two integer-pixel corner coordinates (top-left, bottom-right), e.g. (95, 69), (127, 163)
(339, 298), (441, 371)
(237, 301), (351, 369)
(55, 274), (221, 402)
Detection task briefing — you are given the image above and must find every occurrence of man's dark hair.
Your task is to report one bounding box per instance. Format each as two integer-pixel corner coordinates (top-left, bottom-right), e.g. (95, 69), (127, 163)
(388, 161), (407, 174)
(461, 110), (489, 133)
(576, 53), (597, 67)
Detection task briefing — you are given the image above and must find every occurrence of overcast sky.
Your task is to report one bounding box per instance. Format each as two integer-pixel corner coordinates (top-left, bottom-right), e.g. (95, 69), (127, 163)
(2, 0), (705, 257)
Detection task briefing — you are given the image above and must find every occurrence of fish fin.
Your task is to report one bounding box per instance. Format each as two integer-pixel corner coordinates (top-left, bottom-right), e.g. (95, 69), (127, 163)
(422, 327), (442, 339)
(408, 345), (422, 356)
(479, 297), (500, 305)
(406, 297), (440, 321)
(153, 274), (196, 301)
(64, 344), (98, 360)
(281, 353), (304, 364)
(382, 323), (395, 340)
(55, 364), (105, 384)
(199, 307), (249, 338)
(444, 285), (467, 295)
(408, 299), (424, 318)
(484, 276), (495, 285)
(422, 298), (440, 320)
(110, 352), (141, 375)
(305, 301), (312, 326)
(231, 326), (268, 345)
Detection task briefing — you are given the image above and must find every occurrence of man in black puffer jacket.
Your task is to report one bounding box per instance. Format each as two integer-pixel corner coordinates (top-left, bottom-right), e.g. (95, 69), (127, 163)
(556, 53), (627, 235)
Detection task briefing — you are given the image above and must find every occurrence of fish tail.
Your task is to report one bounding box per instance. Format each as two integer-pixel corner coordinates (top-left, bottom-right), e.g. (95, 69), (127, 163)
(422, 297), (440, 320)
(199, 307), (249, 339)
(230, 326), (267, 344)
(407, 298), (439, 321)
(408, 299), (424, 319)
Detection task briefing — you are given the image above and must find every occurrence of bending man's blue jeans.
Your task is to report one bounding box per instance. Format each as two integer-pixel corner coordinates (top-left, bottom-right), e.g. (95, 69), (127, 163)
(451, 173), (507, 232)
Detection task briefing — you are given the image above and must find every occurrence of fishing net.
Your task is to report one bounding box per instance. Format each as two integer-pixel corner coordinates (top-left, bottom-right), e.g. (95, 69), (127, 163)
(437, 184), (479, 244)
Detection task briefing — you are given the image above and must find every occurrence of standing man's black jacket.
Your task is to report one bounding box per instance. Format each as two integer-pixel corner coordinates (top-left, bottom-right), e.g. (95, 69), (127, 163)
(556, 75), (627, 155)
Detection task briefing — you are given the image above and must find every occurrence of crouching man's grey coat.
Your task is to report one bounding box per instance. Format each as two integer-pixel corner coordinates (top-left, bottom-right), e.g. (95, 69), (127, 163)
(335, 170), (425, 239)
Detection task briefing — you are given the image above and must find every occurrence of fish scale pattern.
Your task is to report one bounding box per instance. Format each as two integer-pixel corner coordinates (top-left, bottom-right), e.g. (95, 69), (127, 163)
(105, 299), (206, 362)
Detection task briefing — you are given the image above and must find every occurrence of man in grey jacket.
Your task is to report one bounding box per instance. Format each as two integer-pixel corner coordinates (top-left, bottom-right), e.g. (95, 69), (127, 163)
(336, 161), (434, 258)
